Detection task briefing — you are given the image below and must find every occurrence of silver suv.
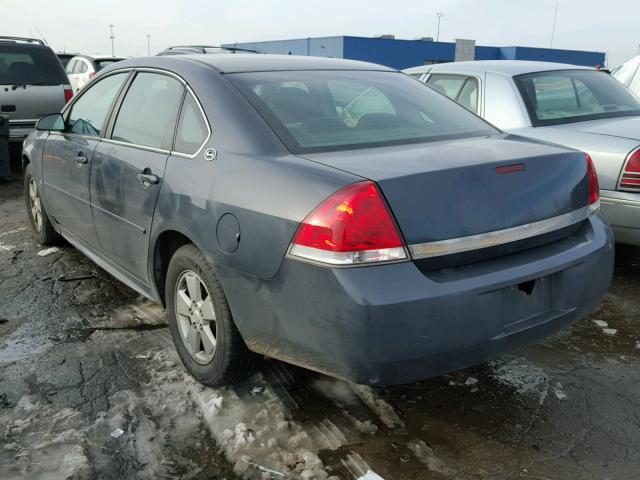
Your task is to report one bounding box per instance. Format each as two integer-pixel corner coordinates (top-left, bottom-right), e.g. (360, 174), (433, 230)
(0, 37), (72, 160)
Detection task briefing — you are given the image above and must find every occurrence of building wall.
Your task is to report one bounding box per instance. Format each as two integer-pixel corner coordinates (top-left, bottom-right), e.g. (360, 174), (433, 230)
(498, 46), (605, 66)
(226, 36), (606, 69)
(222, 37), (343, 58)
(342, 36), (455, 69)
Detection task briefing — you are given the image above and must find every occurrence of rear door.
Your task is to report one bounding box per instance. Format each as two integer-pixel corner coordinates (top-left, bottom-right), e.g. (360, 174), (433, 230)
(0, 43), (68, 122)
(91, 70), (184, 283)
(41, 71), (130, 245)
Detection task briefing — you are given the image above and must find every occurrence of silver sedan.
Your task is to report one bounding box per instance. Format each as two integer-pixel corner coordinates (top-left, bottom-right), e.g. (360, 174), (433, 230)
(405, 60), (640, 246)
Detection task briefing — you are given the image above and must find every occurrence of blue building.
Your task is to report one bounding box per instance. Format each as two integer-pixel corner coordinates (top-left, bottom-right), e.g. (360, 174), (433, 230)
(224, 36), (605, 70)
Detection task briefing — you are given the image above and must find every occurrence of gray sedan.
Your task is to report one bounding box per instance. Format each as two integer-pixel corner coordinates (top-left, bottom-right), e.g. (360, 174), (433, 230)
(22, 55), (613, 386)
(405, 61), (640, 246)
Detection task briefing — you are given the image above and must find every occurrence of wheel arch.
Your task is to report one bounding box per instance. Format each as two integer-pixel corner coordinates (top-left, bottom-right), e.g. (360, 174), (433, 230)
(152, 229), (194, 307)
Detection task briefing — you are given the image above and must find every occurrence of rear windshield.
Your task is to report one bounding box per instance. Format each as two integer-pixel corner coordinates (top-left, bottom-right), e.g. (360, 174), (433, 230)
(0, 44), (66, 85)
(95, 59), (124, 71)
(227, 70), (497, 153)
(514, 69), (640, 126)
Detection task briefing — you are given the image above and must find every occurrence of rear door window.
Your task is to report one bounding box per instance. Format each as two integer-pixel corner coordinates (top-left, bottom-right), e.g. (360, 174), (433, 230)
(67, 72), (128, 137)
(0, 43), (66, 85)
(65, 60), (77, 74)
(426, 74), (467, 99)
(427, 74), (479, 112)
(174, 93), (208, 155)
(111, 72), (184, 149)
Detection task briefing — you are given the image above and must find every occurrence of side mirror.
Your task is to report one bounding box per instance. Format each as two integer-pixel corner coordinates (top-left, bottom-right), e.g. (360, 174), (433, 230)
(36, 113), (65, 132)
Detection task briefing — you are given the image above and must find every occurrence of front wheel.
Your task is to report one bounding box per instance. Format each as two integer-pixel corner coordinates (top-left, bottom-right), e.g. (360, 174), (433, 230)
(165, 244), (254, 387)
(24, 164), (59, 245)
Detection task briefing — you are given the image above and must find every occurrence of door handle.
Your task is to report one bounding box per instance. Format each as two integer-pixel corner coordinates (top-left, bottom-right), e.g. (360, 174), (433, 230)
(74, 154), (88, 165)
(137, 172), (160, 187)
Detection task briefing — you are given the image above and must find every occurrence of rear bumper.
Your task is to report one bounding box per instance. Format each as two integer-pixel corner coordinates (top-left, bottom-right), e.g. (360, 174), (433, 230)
(601, 190), (640, 246)
(220, 212), (614, 386)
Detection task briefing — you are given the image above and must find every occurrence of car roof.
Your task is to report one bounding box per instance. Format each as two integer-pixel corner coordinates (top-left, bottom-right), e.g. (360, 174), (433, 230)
(73, 54), (129, 61)
(404, 60), (594, 77)
(174, 54), (394, 73)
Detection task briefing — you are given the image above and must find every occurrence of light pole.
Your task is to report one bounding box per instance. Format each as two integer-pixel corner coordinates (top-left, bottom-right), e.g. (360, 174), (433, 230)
(109, 24), (115, 56)
(436, 12), (444, 42)
(146, 34), (151, 56)
(550, 1), (559, 48)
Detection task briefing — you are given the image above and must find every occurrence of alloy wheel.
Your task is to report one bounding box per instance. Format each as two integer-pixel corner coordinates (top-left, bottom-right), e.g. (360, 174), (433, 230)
(175, 270), (217, 364)
(29, 177), (43, 232)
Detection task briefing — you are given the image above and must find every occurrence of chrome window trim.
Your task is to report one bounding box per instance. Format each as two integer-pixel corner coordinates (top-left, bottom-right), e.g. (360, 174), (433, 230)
(409, 206), (590, 260)
(170, 85), (212, 159)
(617, 146), (640, 192)
(101, 137), (170, 154)
(57, 66), (212, 157)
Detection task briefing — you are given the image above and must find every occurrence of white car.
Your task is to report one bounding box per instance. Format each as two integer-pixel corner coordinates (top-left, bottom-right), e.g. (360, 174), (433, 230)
(611, 55), (640, 97)
(65, 55), (128, 92)
(405, 60), (640, 246)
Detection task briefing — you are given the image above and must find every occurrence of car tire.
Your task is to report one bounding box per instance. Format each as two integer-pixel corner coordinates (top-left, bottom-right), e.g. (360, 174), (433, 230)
(165, 244), (255, 387)
(24, 164), (60, 245)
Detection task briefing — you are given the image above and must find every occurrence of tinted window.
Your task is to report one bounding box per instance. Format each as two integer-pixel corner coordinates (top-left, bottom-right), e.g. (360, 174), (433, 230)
(514, 70), (640, 126)
(0, 44), (66, 85)
(174, 93), (208, 154)
(228, 70), (497, 153)
(96, 59), (124, 71)
(112, 72), (183, 149)
(78, 61), (88, 74)
(67, 72), (128, 137)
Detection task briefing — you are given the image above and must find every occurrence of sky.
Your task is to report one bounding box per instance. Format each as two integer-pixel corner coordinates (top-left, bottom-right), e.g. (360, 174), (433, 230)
(2, 0), (639, 66)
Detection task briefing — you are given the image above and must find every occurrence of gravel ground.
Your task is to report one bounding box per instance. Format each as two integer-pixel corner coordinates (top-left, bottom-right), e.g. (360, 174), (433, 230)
(1, 178), (639, 480)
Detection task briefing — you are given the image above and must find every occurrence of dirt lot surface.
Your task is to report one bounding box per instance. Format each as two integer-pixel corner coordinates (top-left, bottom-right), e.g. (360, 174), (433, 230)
(1, 179), (639, 480)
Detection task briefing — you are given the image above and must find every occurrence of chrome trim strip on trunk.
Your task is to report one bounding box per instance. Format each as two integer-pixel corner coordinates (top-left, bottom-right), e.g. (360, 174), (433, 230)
(409, 206), (590, 259)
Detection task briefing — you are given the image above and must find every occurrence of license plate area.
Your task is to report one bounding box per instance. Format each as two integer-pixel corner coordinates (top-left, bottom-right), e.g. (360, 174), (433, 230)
(502, 276), (552, 334)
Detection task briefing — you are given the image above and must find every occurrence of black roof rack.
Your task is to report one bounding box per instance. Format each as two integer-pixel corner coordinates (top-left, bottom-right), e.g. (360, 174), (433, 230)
(0, 36), (46, 45)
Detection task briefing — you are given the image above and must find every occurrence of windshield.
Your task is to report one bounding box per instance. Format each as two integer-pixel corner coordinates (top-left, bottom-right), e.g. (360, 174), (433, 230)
(228, 70), (498, 153)
(514, 69), (640, 126)
(0, 44), (66, 85)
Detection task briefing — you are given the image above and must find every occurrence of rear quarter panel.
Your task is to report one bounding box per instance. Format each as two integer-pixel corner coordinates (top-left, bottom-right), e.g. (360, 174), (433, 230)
(509, 126), (637, 191)
(148, 62), (362, 288)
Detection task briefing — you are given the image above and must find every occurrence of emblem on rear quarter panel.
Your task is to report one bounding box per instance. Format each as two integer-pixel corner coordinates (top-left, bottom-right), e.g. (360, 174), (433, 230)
(204, 148), (217, 161)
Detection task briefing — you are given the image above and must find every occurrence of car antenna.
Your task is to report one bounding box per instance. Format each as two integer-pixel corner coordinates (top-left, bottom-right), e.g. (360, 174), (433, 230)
(34, 25), (48, 45)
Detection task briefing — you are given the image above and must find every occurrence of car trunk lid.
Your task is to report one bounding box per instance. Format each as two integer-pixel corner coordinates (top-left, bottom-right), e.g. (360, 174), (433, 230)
(299, 135), (589, 249)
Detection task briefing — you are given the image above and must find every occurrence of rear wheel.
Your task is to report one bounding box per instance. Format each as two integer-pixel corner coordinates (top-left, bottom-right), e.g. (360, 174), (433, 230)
(24, 164), (59, 245)
(165, 244), (254, 386)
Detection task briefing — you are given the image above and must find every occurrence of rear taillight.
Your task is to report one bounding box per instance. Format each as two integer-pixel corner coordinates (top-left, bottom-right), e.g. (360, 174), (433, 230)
(619, 149), (640, 192)
(63, 85), (73, 103)
(586, 154), (600, 215)
(88, 71), (96, 79)
(289, 181), (407, 265)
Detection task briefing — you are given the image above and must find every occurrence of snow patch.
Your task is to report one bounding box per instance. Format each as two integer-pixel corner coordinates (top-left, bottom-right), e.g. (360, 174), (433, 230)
(0, 396), (90, 479)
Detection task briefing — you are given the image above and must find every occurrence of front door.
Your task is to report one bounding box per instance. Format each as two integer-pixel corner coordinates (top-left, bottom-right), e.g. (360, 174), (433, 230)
(91, 71), (184, 283)
(41, 71), (129, 246)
